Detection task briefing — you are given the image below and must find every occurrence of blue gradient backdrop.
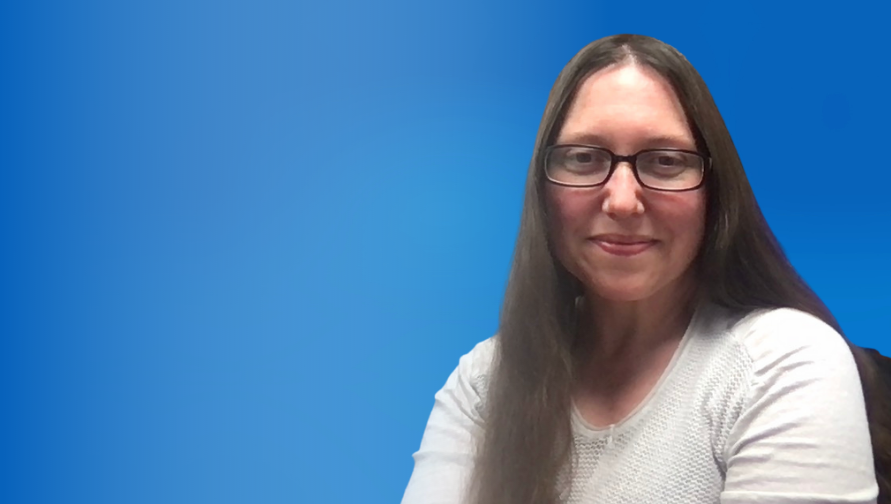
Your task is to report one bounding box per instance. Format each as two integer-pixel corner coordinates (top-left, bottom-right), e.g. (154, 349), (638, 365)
(2, 1), (889, 503)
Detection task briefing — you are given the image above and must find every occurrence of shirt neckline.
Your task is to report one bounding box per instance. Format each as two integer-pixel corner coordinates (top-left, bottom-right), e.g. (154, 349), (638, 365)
(570, 302), (707, 436)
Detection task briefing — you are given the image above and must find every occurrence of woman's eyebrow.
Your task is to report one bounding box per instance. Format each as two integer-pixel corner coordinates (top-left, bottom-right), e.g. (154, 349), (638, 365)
(556, 132), (694, 149)
(556, 132), (609, 145)
(638, 135), (696, 149)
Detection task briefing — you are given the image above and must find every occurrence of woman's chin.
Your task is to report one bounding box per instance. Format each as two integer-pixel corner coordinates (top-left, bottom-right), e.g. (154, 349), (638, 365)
(583, 270), (696, 305)
(584, 276), (664, 303)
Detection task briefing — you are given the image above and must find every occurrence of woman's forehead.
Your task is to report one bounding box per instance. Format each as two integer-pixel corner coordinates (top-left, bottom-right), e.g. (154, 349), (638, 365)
(557, 64), (694, 148)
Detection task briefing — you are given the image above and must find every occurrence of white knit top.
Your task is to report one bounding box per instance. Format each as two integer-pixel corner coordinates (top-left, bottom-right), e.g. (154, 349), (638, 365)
(401, 303), (879, 503)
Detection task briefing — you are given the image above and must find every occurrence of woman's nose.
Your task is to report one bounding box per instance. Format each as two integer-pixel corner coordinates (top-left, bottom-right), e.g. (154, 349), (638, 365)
(601, 162), (645, 216)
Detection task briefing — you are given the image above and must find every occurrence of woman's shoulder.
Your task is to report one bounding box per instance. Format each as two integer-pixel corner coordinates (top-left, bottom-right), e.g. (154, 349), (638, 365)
(435, 336), (498, 415)
(708, 306), (876, 499)
(460, 336), (498, 372)
(691, 303), (860, 395)
(696, 305), (861, 397)
(452, 336), (498, 387)
(725, 306), (854, 364)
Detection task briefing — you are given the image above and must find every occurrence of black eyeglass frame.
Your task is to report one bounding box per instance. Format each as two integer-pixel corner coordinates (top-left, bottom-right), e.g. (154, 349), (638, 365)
(544, 144), (712, 192)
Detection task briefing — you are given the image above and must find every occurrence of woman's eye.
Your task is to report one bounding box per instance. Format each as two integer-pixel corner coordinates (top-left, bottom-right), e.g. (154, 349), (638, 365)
(638, 152), (697, 179)
(568, 150), (611, 165)
(655, 155), (683, 166)
(549, 148), (611, 178)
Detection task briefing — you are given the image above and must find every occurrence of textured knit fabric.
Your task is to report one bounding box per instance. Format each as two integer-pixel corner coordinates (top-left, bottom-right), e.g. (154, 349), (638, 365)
(401, 303), (879, 504)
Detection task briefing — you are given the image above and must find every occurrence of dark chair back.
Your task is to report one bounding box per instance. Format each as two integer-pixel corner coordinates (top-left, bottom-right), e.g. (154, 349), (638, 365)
(859, 347), (891, 504)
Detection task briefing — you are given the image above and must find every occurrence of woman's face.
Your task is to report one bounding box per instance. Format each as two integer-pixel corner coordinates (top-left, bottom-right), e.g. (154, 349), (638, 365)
(547, 64), (706, 303)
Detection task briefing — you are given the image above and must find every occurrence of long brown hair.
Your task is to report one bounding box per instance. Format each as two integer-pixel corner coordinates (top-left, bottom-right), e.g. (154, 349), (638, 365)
(469, 34), (890, 504)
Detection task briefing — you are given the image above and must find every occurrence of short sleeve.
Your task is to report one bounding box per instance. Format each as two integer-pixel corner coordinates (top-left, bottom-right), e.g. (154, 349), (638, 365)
(401, 338), (496, 504)
(721, 309), (878, 504)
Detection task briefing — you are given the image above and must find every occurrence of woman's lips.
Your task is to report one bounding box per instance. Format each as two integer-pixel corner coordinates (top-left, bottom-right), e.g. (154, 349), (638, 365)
(590, 237), (657, 256)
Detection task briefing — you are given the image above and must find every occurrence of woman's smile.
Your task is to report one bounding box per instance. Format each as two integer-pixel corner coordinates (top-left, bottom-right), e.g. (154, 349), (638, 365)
(589, 235), (658, 256)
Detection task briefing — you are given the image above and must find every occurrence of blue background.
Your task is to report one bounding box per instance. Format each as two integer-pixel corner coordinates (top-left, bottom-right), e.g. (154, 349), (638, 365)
(2, 1), (889, 503)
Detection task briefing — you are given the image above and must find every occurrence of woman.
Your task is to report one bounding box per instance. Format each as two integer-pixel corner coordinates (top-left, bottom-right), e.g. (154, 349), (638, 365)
(401, 34), (890, 504)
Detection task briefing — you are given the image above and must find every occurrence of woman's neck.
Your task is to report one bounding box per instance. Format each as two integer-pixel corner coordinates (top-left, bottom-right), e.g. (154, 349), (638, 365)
(578, 272), (700, 362)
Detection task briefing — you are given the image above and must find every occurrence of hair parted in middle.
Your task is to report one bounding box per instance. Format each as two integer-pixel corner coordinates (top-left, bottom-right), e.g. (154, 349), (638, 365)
(468, 33), (890, 504)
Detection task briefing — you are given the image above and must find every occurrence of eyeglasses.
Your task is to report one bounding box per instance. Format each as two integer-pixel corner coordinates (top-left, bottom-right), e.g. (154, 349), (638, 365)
(544, 144), (710, 191)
